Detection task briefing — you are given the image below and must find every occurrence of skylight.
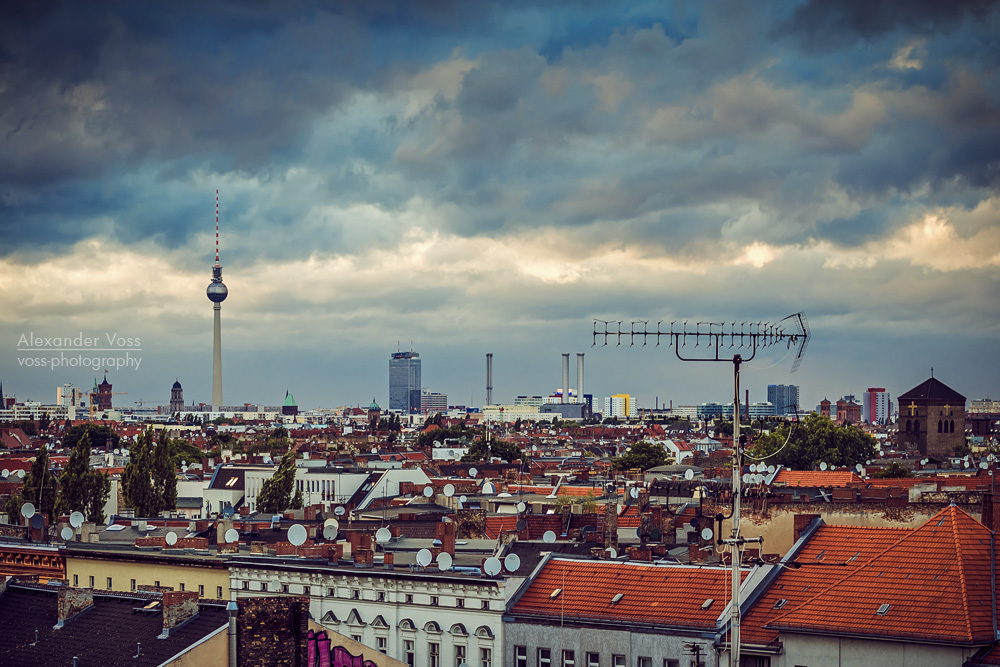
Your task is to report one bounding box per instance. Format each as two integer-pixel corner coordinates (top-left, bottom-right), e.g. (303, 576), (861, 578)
(550, 588), (562, 599)
(701, 599), (714, 609)
(772, 599), (787, 610)
(611, 593), (623, 605)
(876, 603), (891, 616)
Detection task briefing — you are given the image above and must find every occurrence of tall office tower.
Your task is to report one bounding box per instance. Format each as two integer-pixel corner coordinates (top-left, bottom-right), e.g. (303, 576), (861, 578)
(767, 384), (800, 415)
(206, 190), (228, 407)
(862, 387), (891, 425)
(57, 384), (83, 407)
(389, 351), (421, 413)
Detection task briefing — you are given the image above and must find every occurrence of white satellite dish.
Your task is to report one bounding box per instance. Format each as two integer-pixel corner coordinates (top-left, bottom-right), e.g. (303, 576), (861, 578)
(684, 469), (694, 481)
(483, 557), (502, 576)
(287, 523), (307, 547)
(982, 462), (990, 470)
(701, 527), (714, 541)
(542, 530), (557, 544)
(767, 465), (775, 474)
(819, 462), (828, 471)
(61, 526), (74, 541)
(270, 579), (282, 592)
(742, 473), (751, 484)
(459, 495), (468, 504)
(334, 506), (346, 516)
(516, 502), (526, 513)
(21, 502), (35, 519)
(16, 469), (24, 478)
(469, 467), (478, 477)
(323, 524), (338, 541)
(482, 481), (496, 495)
(532, 445), (538, 452)
(437, 552), (453, 571)
(166, 532), (178, 546)
(856, 463), (863, 472)
(504, 553), (521, 572)
(69, 511), (84, 528)
(629, 487), (639, 499)
(371, 447), (377, 454)
(423, 486), (434, 498)
(1, 469), (8, 478)
(749, 463), (757, 473)
(375, 527), (391, 544)
(443, 484), (455, 497)
(607, 548), (618, 559)
(114, 448), (121, 455)
(416, 549), (432, 567)
(225, 528), (239, 543)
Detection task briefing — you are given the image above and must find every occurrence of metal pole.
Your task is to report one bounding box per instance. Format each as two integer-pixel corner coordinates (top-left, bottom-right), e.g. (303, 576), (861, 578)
(731, 354), (742, 667)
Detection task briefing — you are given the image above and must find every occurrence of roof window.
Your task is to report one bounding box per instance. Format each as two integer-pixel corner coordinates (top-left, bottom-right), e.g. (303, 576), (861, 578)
(611, 593), (623, 605)
(876, 604), (890, 616)
(550, 588), (562, 599)
(772, 599), (787, 610)
(701, 599), (714, 610)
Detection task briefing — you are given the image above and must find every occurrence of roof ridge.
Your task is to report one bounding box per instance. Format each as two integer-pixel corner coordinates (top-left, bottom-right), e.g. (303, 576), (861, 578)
(949, 504), (975, 641)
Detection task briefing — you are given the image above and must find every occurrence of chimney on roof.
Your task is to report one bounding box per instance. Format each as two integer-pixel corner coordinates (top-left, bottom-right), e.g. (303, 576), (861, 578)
(436, 520), (456, 556)
(159, 590), (200, 638)
(982, 493), (1000, 532)
(55, 586), (94, 629)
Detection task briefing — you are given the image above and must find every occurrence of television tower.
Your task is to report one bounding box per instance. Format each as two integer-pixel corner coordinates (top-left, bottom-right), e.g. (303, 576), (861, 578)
(206, 190), (228, 407)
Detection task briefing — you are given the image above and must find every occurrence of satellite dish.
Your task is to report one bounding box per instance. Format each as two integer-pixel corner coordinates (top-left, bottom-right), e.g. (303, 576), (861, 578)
(742, 473), (751, 484)
(749, 463), (757, 473)
(701, 527), (714, 541)
(469, 467), (478, 477)
(459, 495), (468, 503)
(1, 469), (8, 478)
(981, 462), (989, 470)
(21, 502), (35, 519)
(423, 486), (434, 498)
(767, 465), (775, 474)
(287, 524), (307, 547)
(416, 549), (432, 567)
(607, 548), (618, 559)
(334, 506), (346, 516)
(484, 557), (502, 576)
(371, 447), (377, 454)
(114, 448), (121, 455)
(819, 462), (828, 471)
(505, 553), (521, 572)
(375, 527), (391, 544)
(542, 530), (556, 543)
(437, 552), (453, 571)
(516, 502), (526, 513)
(61, 526), (74, 541)
(444, 484), (455, 497)
(856, 463), (863, 472)
(532, 445), (538, 452)
(684, 469), (694, 481)
(222, 506), (235, 518)
(17, 469), (24, 478)
(323, 524), (338, 540)
(516, 519), (527, 531)
(270, 579), (282, 592)
(689, 517), (699, 529)
(225, 528), (239, 543)
(630, 487), (639, 499)
(70, 511), (84, 528)
(30, 514), (44, 529)
(166, 532), (178, 546)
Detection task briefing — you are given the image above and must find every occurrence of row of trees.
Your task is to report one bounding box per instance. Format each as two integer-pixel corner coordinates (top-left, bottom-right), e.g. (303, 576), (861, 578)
(121, 427), (178, 517)
(5, 426), (113, 524)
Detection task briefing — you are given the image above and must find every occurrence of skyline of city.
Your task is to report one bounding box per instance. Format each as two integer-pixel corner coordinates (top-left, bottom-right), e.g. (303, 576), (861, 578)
(1, 2), (998, 412)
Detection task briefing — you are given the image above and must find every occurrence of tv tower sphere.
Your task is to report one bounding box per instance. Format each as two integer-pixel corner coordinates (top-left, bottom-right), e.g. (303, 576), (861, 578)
(207, 274), (228, 302)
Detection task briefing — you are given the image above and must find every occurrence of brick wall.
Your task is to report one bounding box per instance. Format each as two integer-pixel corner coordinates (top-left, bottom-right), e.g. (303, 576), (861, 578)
(57, 586), (93, 623)
(237, 595), (309, 667)
(135, 536), (167, 548)
(793, 513), (820, 542)
(163, 590), (200, 629)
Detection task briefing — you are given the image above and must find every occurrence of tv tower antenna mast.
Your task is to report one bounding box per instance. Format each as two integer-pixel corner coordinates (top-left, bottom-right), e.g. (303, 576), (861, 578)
(593, 312), (809, 667)
(206, 190), (229, 407)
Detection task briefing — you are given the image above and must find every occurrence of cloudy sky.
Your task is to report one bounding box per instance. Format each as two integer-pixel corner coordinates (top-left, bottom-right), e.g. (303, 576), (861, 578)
(1, 0), (998, 413)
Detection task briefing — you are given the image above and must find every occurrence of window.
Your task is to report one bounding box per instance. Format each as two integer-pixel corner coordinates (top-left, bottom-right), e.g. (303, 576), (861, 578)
(179, 583), (185, 592)
(563, 650), (575, 667)
(405, 594), (414, 604)
(131, 579), (136, 591)
(377, 591), (386, 602)
(456, 597), (464, 608)
(481, 599), (489, 610)
(351, 634), (362, 643)
(515, 646), (527, 667)
(73, 575), (78, 586)
(938, 420), (943, 433)
(154, 580), (160, 588)
(303, 586), (310, 596)
(480, 647), (492, 667)
(242, 581), (250, 590)
(89, 576), (95, 587)
(429, 642), (440, 667)
(259, 582), (267, 591)
(353, 589), (361, 599)
(377, 636), (387, 654)
(282, 584), (289, 593)
(740, 658), (770, 667)
(455, 644), (466, 666)
(329, 588), (336, 597)
(107, 577), (113, 590)
(587, 653), (600, 667)
(637, 659), (651, 667)
(431, 595), (439, 606)
(665, 661), (679, 667)
(404, 640), (415, 667)
(613, 656), (626, 667)
(217, 586), (223, 598)
(539, 648), (552, 667)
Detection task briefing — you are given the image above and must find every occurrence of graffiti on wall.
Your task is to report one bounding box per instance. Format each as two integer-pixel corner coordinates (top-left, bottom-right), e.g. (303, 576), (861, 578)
(307, 630), (378, 667)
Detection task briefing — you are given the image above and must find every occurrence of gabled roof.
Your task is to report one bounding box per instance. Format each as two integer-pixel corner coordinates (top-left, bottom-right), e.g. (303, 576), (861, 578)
(510, 558), (740, 630)
(898, 377), (965, 403)
(772, 470), (862, 488)
(767, 505), (994, 644)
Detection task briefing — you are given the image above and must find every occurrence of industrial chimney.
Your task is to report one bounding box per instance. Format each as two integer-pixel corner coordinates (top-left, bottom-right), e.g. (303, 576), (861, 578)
(486, 353), (493, 407)
(562, 353), (570, 404)
(577, 353), (584, 405)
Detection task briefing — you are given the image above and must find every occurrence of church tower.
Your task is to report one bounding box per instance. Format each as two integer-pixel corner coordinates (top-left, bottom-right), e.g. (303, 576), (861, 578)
(897, 376), (966, 457)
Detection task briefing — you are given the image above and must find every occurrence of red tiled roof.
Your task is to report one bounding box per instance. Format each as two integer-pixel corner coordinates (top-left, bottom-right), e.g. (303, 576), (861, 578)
(511, 558), (739, 629)
(738, 525), (911, 647)
(772, 470), (863, 488)
(483, 516), (519, 539)
(767, 505), (994, 644)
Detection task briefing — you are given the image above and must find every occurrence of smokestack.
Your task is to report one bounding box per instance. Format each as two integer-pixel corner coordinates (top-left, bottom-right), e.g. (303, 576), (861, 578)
(577, 353), (584, 405)
(562, 354), (570, 404)
(486, 353), (493, 406)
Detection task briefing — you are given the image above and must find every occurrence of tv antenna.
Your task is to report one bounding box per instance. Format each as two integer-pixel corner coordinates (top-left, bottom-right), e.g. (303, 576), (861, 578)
(593, 312), (809, 667)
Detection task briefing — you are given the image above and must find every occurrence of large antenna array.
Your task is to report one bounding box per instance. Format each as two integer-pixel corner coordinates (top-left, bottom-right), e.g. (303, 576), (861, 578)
(593, 313), (809, 370)
(592, 311), (809, 667)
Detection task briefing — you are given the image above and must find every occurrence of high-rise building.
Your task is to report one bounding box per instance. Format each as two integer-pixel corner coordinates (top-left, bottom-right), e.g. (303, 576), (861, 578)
(421, 391), (447, 415)
(605, 394), (636, 418)
(862, 387), (891, 425)
(767, 384), (800, 415)
(57, 384), (84, 407)
(389, 351), (421, 413)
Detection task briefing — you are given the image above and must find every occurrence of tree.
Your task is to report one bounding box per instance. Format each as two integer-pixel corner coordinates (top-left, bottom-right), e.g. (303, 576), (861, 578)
(460, 438), (524, 463)
(152, 429), (178, 512)
(257, 449), (297, 514)
(747, 413), (878, 470)
(611, 441), (672, 471)
(290, 488), (304, 510)
(55, 430), (111, 522)
(64, 423), (119, 451)
(870, 462), (914, 479)
(122, 427), (159, 516)
(22, 445), (58, 519)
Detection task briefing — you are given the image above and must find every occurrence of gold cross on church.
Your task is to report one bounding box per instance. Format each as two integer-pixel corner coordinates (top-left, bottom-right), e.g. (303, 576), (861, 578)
(943, 404), (951, 415)
(907, 401), (918, 416)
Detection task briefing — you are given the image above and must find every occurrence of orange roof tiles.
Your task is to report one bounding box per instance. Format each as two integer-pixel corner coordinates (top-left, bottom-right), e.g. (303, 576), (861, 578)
(772, 470), (863, 487)
(767, 505), (995, 644)
(511, 558), (741, 629)
(482, 516), (519, 539)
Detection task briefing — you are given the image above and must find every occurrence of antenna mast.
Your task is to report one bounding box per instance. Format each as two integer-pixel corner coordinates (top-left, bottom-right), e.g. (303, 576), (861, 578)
(593, 312), (809, 667)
